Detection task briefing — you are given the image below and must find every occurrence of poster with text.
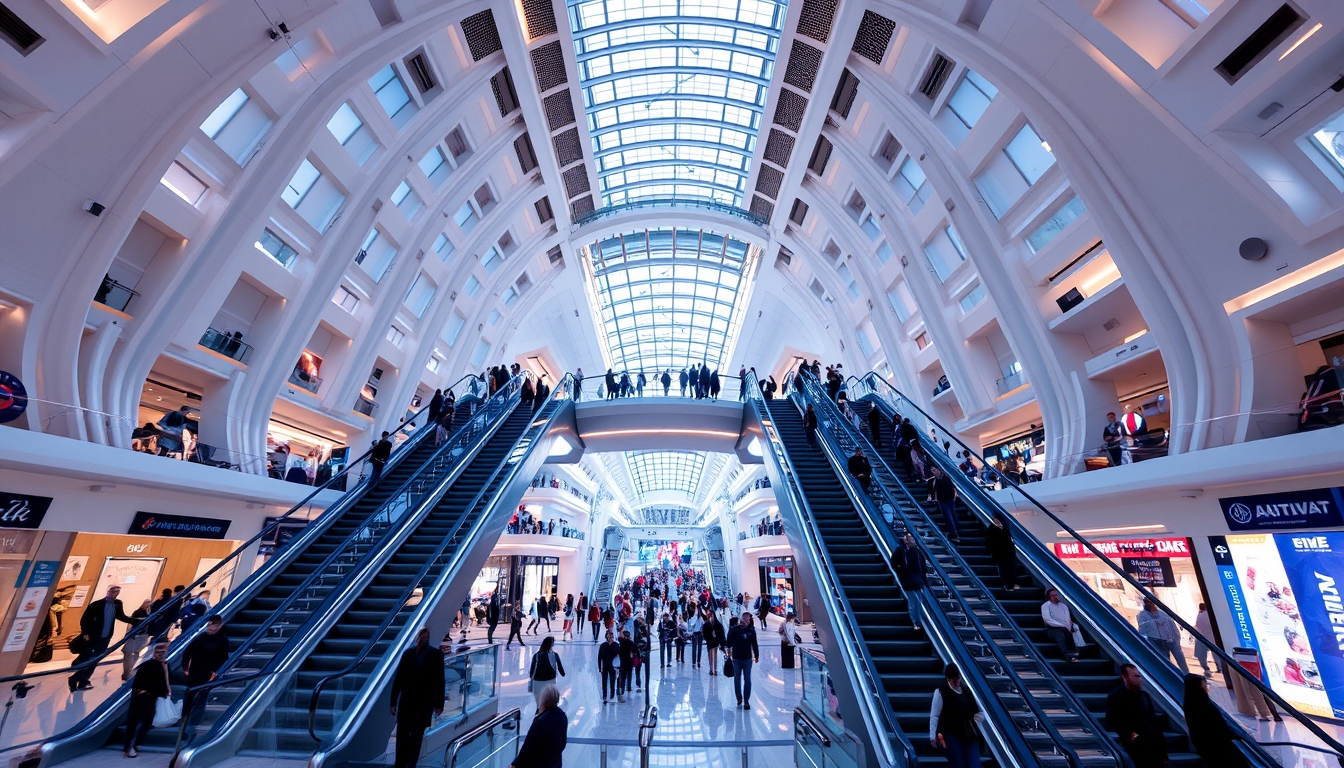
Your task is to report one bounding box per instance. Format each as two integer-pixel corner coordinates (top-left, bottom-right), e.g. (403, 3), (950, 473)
(1273, 532), (1344, 717)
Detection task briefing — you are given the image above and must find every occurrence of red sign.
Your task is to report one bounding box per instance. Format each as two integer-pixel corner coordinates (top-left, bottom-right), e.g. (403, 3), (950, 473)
(1054, 537), (1190, 559)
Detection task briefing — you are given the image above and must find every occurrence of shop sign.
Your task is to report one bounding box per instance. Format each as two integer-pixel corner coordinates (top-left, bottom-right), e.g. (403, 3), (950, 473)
(129, 512), (231, 539)
(0, 492), (51, 529)
(1054, 538), (1190, 559)
(1219, 487), (1344, 532)
(0, 371), (28, 424)
(25, 561), (59, 588)
(1121, 557), (1176, 588)
(519, 556), (559, 565)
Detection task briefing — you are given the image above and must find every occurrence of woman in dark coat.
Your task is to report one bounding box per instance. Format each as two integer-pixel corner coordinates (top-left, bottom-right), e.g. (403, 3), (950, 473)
(702, 609), (725, 676)
(1183, 674), (1249, 767)
(984, 511), (1018, 591)
(512, 685), (567, 768)
(123, 641), (171, 757)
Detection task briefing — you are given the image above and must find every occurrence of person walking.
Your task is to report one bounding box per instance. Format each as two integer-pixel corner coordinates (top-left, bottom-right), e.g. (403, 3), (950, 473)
(598, 630), (621, 703)
(540, 595), (553, 633)
(928, 467), (961, 541)
(984, 511), (1018, 591)
(182, 616), (230, 732)
(1193, 603), (1221, 677)
(674, 611), (688, 664)
(589, 602), (602, 643)
(506, 602), (527, 649)
(1184, 673), (1249, 767)
(658, 608), (677, 668)
(1041, 588), (1081, 662)
(617, 629), (637, 702)
(678, 368), (688, 397)
(575, 593), (588, 636)
(390, 627), (446, 768)
(703, 609), (724, 676)
(528, 637), (566, 710)
(930, 663), (984, 768)
(574, 368), (583, 400)
(1137, 598), (1188, 672)
(121, 599), (153, 681)
(687, 608), (704, 668)
(562, 595), (575, 641)
(891, 533), (929, 631)
(803, 404), (819, 447)
(1106, 665), (1168, 767)
(486, 593), (501, 644)
(867, 405), (883, 447)
(69, 585), (133, 691)
(122, 640), (172, 757)
(510, 685), (567, 768)
(726, 614), (759, 709)
(661, 370), (671, 396)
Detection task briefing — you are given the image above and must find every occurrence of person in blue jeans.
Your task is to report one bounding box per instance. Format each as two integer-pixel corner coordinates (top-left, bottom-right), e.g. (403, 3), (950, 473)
(726, 613), (759, 710)
(931, 663), (983, 768)
(927, 467), (961, 542)
(892, 533), (929, 631)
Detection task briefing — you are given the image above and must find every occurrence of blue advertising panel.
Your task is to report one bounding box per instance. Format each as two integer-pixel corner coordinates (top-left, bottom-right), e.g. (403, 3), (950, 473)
(1219, 487), (1344, 531)
(25, 560), (59, 588)
(1274, 532), (1344, 717)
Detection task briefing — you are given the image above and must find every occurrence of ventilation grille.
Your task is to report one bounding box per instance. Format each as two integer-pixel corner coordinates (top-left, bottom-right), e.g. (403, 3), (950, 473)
(789, 198), (809, 225)
(514, 133), (539, 173)
(490, 68), (519, 116)
(460, 10), (503, 61)
(535, 197), (555, 223)
(564, 165), (591, 198)
(852, 11), (897, 64)
(531, 41), (568, 92)
(831, 68), (859, 118)
(406, 53), (437, 92)
(808, 136), (833, 175)
(918, 54), (954, 99)
(544, 91), (577, 130)
(750, 196), (775, 221)
(1216, 3), (1304, 83)
(0, 2), (42, 54)
(763, 129), (795, 167)
(554, 128), (584, 167)
(783, 40), (823, 92)
(571, 196), (595, 217)
(520, 0), (558, 39)
(773, 88), (808, 132)
(755, 164), (784, 198)
(796, 0), (837, 43)
(775, 246), (793, 269)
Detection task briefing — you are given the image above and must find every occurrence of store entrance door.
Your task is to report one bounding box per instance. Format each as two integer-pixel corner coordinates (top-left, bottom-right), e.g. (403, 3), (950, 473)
(93, 557), (165, 645)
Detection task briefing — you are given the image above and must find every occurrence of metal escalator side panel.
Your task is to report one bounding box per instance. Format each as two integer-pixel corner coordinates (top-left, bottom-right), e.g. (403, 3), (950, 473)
(310, 387), (577, 768)
(172, 395), (528, 768)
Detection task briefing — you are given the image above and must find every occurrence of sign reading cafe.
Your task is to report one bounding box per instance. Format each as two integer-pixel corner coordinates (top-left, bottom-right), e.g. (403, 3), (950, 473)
(1219, 487), (1344, 532)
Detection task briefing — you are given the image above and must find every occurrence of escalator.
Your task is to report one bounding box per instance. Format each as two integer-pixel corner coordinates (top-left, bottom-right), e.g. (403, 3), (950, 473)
(853, 397), (1200, 764)
(165, 394), (548, 765)
(592, 549), (622, 608)
(761, 398), (982, 766)
(39, 382), (508, 766)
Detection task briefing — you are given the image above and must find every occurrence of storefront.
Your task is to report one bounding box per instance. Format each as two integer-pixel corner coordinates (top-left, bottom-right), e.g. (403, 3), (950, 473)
(982, 427), (1046, 482)
(1053, 537), (1212, 667)
(758, 556), (798, 617)
(468, 555), (560, 613)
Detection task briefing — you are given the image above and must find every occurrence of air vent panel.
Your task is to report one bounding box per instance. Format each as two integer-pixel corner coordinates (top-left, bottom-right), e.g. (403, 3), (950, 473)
(460, 10), (503, 61)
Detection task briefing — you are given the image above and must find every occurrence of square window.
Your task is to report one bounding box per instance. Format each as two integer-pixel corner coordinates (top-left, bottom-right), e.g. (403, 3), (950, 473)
(283, 160), (321, 207)
(256, 228), (298, 268)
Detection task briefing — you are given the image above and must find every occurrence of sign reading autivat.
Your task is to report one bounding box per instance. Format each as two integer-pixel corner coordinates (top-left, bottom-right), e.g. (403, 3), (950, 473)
(1219, 488), (1344, 532)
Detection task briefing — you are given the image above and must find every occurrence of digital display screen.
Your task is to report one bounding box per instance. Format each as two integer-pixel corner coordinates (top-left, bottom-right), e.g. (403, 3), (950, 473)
(1213, 533), (1344, 718)
(638, 540), (693, 565)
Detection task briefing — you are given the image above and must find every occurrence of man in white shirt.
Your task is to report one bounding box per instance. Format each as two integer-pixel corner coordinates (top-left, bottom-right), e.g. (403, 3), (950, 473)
(1136, 599), (1188, 673)
(1041, 588), (1080, 662)
(1193, 603), (1221, 677)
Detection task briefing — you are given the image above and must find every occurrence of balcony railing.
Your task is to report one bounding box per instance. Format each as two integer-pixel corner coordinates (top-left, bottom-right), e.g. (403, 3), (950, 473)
(199, 328), (253, 363)
(353, 395), (378, 416)
(289, 367), (322, 394)
(94, 275), (138, 313)
(571, 199), (768, 228)
(994, 370), (1026, 396)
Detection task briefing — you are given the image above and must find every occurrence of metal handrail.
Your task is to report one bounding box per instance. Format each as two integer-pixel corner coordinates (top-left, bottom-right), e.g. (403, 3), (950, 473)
(305, 379), (559, 740)
(0, 373), (480, 703)
(849, 372), (1344, 762)
(796, 373), (1104, 768)
(565, 737), (794, 746)
(443, 708), (521, 768)
(169, 669), (271, 761)
(742, 373), (915, 768)
(308, 375), (575, 765)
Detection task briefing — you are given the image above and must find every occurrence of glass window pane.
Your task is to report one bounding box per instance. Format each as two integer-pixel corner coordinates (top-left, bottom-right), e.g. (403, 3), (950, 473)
(1005, 124), (1056, 185)
(327, 103), (363, 145)
(201, 89), (248, 139)
(283, 160), (320, 207)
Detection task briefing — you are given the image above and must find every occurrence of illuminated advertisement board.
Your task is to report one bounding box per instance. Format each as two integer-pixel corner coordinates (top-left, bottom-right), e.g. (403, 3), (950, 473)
(1210, 533), (1344, 718)
(637, 540), (693, 565)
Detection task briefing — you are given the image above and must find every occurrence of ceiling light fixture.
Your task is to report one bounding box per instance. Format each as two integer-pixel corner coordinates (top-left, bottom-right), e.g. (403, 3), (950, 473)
(1278, 22), (1322, 61)
(1056, 523), (1168, 538)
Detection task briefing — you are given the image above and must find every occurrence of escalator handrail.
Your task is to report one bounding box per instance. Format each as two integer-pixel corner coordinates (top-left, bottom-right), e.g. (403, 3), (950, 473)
(743, 374), (915, 768)
(305, 379), (560, 738)
(0, 373), (484, 698)
(798, 373), (1109, 768)
(194, 374), (528, 701)
(850, 372), (1344, 762)
(791, 376), (1059, 768)
(309, 375), (575, 759)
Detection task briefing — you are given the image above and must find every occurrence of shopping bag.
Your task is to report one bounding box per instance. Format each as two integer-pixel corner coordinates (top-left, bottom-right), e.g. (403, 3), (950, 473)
(153, 696), (182, 728)
(1071, 626), (1087, 649)
(723, 656), (733, 677)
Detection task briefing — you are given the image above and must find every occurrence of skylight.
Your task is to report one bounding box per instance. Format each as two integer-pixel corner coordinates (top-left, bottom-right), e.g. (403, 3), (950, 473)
(581, 227), (760, 373)
(568, 0), (787, 207)
(627, 451), (706, 496)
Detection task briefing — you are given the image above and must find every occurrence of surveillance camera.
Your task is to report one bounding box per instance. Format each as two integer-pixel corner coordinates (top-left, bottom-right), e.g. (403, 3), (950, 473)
(83, 200), (105, 216)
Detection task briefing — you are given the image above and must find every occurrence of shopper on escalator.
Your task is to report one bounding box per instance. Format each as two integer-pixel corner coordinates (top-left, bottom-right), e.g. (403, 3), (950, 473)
(369, 431), (392, 483)
(1041, 588), (1080, 662)
(1106, 664), (1167, 767)
(930, 663), (984, 768)
(892, 533), (929, 631)
(867, 406), (883, 447)
(1183, 673), (1249, 767)
(847, 448), (873, 492)
(803, 404), (819, 447)
(927, 467), (961, 542)
(984, 511), (1018, 591)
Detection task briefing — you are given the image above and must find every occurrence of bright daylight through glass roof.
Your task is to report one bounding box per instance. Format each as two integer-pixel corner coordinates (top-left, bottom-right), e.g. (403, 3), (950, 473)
(582, 227), (760, 374)
(568, 0), (788, 207)
(626, 451), (707, 497)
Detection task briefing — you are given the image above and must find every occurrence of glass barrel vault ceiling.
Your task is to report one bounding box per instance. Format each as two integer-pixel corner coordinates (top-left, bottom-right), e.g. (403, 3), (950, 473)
(567, 0), (788, 207)
(627, 451), (706, 497)
(582, 228), (760, 373)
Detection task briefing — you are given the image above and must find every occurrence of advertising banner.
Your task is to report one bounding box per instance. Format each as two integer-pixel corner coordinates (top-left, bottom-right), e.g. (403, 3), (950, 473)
(1122, 557), (1176, 588)
(128, 512), (231, 539)
(1219, 487), (1344, 532)
(0, 492), (52, 529)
